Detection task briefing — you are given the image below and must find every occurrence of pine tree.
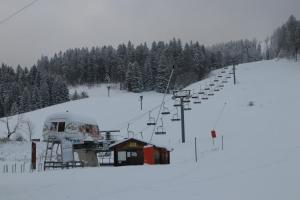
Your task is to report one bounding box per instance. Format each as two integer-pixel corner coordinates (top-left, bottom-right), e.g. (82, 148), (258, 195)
(156, 52), (171, 93)
(125, 62), (143, 93)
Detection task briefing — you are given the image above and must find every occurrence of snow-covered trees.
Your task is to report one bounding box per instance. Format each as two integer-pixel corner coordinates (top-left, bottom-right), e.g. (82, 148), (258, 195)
(33, 38), (263, 94)
(0, 64), (69, 118)
(268, 15), (300, 60)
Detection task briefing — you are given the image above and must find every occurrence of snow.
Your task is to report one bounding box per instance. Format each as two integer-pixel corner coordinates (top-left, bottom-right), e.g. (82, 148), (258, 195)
(1, 59), (300, 200)
(44, 112), (98, 125)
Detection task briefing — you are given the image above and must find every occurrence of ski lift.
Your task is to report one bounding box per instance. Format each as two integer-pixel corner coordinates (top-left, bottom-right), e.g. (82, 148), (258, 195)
(221, 70), (226, 73)
(226, 76), (231, 79)
(219, 84), (224, 88)
(171, 108), (180, 121)
(183, 97), (191, 103)
(208, 91), (214, 96)
(198, 91), (205, 95)
(202, 95), (209, 100)
(222, 80), (228, 83)
(155, 118), (166, 135)
(184, 102), (192, 111)
(161, 103), (170, 115)
(214, 79), (219, 82)
(214, 88), (220, 92)
(173, 99), (181, 107)
(127, 124), (135, 138)
(209, 82), (215, 87)
(217, 75), (223, 78)
(193, 96), (201, 104)
(191, 93), (199, 99)
(146, 111), (156, 126)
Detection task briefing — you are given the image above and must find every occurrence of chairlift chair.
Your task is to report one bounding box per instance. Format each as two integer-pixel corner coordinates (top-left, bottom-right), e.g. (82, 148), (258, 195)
(193, 96), (201, 104)
(221, 70), (226, 73)
(201, 95), (209, 100)
(184, 102), (192, 111)
(171, 108), (180, 121)
(146, 111), (156, 126)
(183, 97), (191, 103)
(173, 99), (181, 107)
(191, 93), (199, 99)
(217, 75), (223, 78)
(161, 102), (170, 115)
(155, 118), (166, 135)
(209, 83), (215, 87)
(214, 79), (219, 82)
(214, 88), (220, 92)
(208, 91), (214, 96)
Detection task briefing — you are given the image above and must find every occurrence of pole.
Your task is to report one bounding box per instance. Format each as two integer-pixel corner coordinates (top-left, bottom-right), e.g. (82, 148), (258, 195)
(221, 135), (223, 150)
(107, 86), (111, 97)
(140, 96), (143, 110)
(194, 137), (198, 162)
(233, 64), (236, 85)
(31, 142), (36, 170)
(180, 97), (185, 143)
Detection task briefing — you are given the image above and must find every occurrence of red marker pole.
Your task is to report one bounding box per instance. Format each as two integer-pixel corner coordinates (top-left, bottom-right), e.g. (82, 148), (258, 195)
(211, 130), (217, 146)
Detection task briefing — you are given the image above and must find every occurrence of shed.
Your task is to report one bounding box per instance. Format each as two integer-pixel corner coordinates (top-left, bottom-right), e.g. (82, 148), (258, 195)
(109, 138), (148, 166)
(144, 145), (170, 165)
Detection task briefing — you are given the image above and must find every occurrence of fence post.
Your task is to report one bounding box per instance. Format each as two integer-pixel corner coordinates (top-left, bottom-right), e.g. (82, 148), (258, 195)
(194, 137), (198, 163)
(221, 135), (224, 150)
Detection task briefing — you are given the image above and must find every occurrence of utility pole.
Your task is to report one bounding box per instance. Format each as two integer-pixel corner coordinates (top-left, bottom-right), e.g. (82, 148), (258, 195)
(233, 64), (236, 85)
(194, 137), (198, 162)
(173, 90), (191, 143)
(107, 86), (111, 97)
(139, 95), (143, 110)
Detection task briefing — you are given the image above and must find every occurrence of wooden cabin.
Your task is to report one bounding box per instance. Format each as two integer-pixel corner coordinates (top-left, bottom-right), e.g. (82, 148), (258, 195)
(109, 138), (148, 166)
(109, 138), (171, 166)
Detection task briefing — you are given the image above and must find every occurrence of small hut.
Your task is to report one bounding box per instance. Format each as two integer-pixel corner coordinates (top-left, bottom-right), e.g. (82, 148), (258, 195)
(109, 138), (148, 166)
(144, 145), (170, 165)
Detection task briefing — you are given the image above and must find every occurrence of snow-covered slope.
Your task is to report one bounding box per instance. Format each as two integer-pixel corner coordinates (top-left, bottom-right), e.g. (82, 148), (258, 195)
(1, 59), (300, 200)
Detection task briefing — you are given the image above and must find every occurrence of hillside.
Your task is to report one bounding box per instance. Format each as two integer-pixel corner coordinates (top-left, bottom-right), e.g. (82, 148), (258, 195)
(0, 59), (300, 200)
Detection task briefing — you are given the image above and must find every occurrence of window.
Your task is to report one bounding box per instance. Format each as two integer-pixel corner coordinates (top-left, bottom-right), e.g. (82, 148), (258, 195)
(58, 122), (65, 132)
(50, 122), (58, 131)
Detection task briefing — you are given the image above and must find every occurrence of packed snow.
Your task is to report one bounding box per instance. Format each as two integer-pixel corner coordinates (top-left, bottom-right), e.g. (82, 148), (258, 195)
(0, 59), (300, 200)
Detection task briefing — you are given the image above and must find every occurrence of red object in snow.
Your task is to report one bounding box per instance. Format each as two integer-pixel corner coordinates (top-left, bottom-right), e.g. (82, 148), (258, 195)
(211, 130), (217, 138)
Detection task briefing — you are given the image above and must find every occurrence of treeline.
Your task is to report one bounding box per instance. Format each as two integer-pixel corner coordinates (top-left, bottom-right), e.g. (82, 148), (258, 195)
(37, 38), (262, 93)
(266, 15), (300, 60)
(0, 64), (69, 118)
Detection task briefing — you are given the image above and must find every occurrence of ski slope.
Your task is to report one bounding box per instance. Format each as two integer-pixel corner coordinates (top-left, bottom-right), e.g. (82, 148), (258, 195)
(1, 59), (300, 200)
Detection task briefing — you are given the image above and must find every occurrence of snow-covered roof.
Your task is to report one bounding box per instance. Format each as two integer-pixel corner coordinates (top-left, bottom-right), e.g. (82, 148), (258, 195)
(109, 137), (171, 151)
(45, 112), (98, 125)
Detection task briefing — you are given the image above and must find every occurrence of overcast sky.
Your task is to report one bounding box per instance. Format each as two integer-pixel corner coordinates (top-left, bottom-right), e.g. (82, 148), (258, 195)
(0, 0), (299, 67)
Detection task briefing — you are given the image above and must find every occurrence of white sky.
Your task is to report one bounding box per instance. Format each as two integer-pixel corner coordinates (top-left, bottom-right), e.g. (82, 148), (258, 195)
(0, 0), (299, 67)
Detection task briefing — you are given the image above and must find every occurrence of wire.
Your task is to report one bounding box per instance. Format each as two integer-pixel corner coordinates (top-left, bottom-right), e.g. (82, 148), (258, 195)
(149, 65), (175, 142)
(213, 102), (227, 129)
(0, 0), (40, 25)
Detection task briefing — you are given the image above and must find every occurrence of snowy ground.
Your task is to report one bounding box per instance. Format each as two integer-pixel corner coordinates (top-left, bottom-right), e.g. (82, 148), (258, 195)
(1, 59), (300, 200)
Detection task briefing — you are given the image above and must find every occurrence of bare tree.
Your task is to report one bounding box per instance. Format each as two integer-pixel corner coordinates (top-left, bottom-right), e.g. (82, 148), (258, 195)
(0, 114), (24, 139)
(23, 119), (35, 141)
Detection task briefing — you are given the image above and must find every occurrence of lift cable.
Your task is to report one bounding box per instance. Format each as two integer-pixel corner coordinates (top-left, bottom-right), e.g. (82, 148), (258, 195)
(212, 102), (227, 129)
(149, 65), (175, 143)
(0, 0), (40, 25)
